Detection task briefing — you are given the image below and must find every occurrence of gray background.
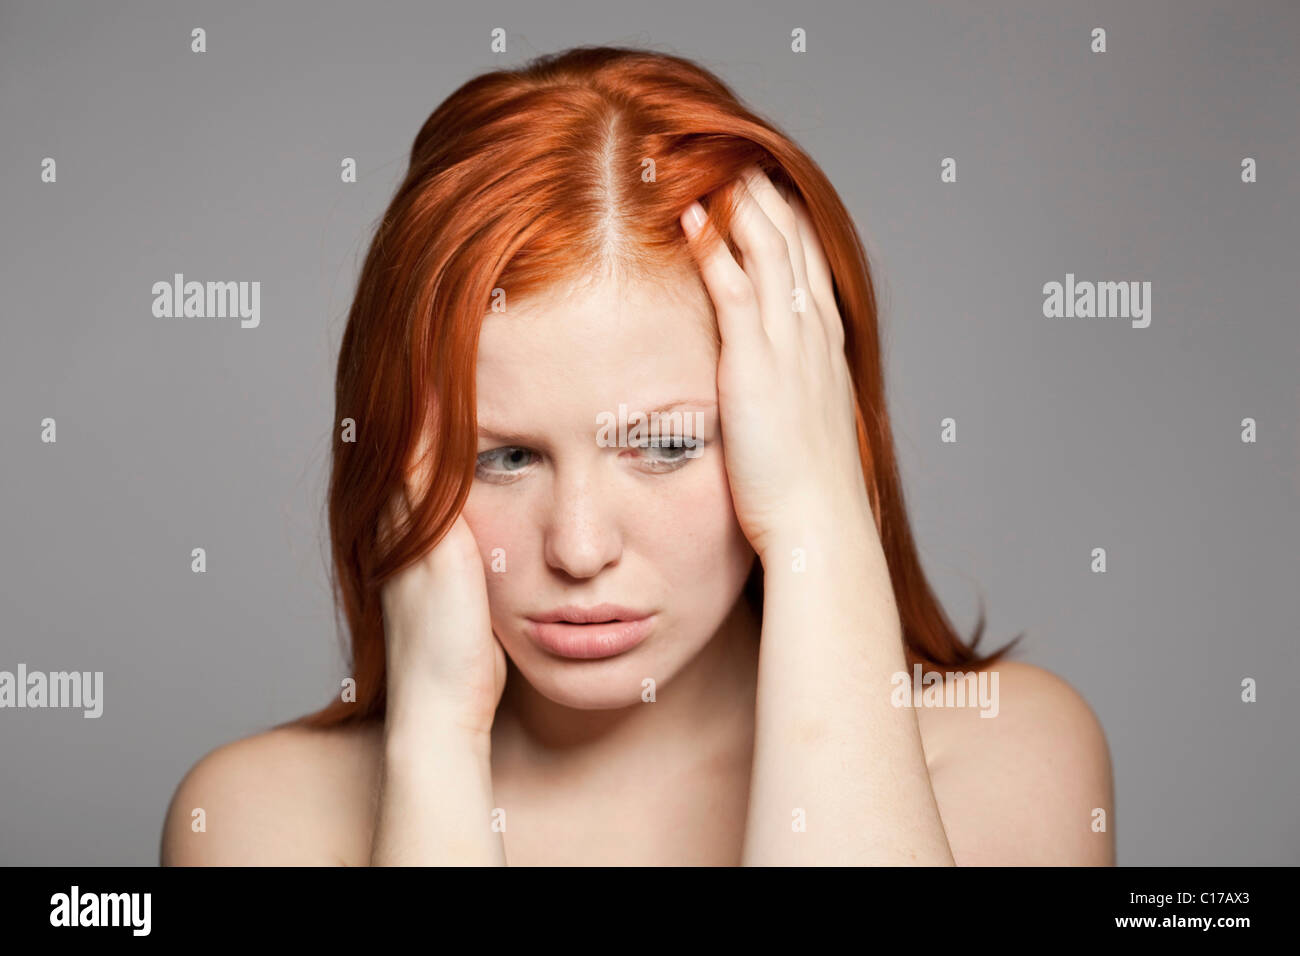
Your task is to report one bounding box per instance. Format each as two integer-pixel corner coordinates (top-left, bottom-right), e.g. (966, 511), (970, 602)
(1, 0), (1296, 865)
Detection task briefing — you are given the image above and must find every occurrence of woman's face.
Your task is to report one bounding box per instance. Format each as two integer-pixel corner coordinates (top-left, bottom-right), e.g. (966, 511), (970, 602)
(462, 265), (757, 710)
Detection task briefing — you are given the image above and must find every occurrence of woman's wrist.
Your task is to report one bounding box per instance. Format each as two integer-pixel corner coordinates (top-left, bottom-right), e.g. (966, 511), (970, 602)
(371, 704), (502, 866)
(755, 488), (877, 571)
(383, 684), (495, 761)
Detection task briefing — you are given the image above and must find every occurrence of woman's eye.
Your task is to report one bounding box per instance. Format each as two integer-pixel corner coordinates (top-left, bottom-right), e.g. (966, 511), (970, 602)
(635, 437), (704, 470)
(476, 446), (536, 478)
(643, 438), (688, 460)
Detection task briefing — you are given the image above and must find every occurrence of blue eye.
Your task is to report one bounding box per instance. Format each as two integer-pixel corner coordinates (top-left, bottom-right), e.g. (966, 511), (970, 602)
(635, 435), (706, 471)
(642, 437), (690, 461)
(476, 446), (536, 478)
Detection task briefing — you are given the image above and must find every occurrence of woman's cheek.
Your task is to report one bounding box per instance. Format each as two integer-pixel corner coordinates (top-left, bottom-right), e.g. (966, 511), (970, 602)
(653, 463), (748, 573)
(460, 497), (518, 589)
(694, 449), (758, 579)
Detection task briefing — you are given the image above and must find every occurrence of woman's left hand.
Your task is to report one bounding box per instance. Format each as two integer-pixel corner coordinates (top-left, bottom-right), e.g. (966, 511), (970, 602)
(680, 167), (875, 563)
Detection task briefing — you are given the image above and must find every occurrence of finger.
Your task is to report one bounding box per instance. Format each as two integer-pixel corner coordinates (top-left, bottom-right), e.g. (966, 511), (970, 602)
(680, 199), (767, 353)
(728, 173), (799, 347)
(740, 168), (811, 313)
(787, 193), (844, 352)
(739, 168), (828, 359)
(379, 426), (437, 551)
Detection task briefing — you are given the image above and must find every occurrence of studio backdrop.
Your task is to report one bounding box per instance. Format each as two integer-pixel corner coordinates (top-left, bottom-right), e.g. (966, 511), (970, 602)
(1, 0), (1296, 865)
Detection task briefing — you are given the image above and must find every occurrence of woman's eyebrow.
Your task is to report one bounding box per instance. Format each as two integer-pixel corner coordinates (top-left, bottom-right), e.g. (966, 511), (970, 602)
(475, 400), (717, 444)
(644, 398), (717, 414)
(475, 422), (536, 443)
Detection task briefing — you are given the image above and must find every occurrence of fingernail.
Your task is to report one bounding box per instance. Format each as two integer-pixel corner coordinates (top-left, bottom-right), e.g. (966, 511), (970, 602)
(682, 201), (706, 235)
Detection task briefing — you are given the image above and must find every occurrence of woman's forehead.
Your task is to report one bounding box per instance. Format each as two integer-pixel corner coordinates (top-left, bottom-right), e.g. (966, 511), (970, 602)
(476, 270), (717, 369)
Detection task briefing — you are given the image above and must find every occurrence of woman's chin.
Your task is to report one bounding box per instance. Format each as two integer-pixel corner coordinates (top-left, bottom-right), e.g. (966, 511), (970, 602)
(507, 652), (679, 712)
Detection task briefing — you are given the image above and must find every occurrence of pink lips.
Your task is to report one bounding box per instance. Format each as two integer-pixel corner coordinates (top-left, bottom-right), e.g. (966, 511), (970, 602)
(525, 604), (655, 659)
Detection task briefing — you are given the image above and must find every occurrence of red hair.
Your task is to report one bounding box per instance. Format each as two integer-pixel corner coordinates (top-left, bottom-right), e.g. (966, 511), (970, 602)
(295, 45), (1018, 731)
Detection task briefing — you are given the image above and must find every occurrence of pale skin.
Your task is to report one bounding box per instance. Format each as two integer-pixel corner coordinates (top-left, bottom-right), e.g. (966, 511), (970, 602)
(161, 169), (1115, 866)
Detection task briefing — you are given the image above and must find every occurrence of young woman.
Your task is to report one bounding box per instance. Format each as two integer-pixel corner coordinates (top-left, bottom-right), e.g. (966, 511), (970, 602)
(161, 46), (1114, 866)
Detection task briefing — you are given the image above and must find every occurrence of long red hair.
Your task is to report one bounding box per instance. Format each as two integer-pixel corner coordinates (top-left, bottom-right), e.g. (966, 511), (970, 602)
(295, 45), (1018, 731)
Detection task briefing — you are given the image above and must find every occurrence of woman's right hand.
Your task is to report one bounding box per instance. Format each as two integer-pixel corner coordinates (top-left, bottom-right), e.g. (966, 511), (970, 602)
(378, 493), (508, 740)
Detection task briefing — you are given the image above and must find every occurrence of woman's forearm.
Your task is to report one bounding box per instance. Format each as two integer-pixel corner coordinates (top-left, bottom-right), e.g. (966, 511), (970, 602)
(370, 692), (505, 866)
(741, 509), (956, 866)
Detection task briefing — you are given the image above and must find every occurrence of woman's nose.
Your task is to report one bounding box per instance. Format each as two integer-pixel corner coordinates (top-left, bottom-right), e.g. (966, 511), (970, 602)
(542, 467), (623, 580)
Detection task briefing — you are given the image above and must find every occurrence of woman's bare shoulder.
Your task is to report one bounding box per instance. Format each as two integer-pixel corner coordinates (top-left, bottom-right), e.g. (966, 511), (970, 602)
(160, 719), (382, 866)
(917, 659), (1115, 865)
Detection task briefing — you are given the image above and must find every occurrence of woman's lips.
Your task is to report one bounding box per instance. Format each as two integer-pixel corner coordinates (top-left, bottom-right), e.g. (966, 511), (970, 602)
(525, 615), (655, 659)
